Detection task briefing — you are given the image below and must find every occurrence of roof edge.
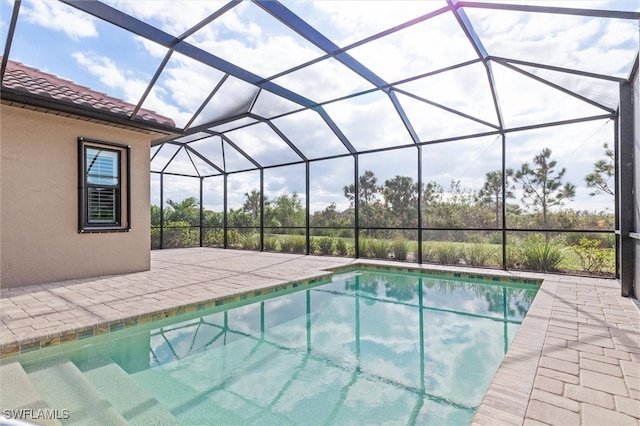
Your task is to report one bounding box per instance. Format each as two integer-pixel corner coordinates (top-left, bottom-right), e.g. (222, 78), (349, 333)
(2, 88), (180, 137)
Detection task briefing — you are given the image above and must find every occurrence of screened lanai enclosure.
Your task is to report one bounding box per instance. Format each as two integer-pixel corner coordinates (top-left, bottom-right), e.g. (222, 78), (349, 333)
(2, 1), (638, 293)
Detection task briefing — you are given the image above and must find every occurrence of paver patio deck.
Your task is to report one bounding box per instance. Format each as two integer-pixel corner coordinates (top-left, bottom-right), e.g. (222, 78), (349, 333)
(1, 248), (638, 425)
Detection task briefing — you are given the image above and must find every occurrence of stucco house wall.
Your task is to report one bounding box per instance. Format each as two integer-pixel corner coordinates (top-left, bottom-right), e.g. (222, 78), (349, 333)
(1, 105), (152, 288)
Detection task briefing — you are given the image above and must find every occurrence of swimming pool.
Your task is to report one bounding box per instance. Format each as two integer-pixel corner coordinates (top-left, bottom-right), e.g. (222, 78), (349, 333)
(4, 268), (538, 425)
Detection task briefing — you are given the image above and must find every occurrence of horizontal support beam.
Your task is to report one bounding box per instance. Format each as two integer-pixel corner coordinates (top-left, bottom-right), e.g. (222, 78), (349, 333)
(458, 1), (640, 20)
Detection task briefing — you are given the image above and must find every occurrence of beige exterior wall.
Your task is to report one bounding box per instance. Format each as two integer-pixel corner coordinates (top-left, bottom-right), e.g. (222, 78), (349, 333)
(1, 105), (152, 288)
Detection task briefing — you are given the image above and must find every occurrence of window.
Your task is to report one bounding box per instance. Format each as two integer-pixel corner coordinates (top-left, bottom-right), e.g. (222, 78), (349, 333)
(78, 137), (130, 232)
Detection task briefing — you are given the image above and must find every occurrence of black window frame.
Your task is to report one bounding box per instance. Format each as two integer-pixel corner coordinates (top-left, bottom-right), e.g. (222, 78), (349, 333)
(78, 137), (131, 233)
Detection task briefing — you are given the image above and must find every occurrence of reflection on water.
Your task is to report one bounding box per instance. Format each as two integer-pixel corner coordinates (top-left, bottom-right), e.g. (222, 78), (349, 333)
(14, 270), (536, 425)
(125, 270), (537, 425)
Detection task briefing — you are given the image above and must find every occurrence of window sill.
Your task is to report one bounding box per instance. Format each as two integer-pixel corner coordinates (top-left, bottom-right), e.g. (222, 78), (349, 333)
(79, 227), (130, 234)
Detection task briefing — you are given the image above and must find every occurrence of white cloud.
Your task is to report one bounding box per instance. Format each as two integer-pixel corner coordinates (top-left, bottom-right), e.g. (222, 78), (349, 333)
(467, 7), (638, 77)
(72, 52), (123, 87)
(324, 91), (415, 151)
(272, 58), (373, 103)
(227, 171), (261, 209)
(139, 38), (168, 59)
(71, 52), (150, 104)
(162, 174), (201, 205)
(72, 52), (191, 125)
(21, 0), (98, 40)
(309, 158), (355, 213)
(492, 63), (607, 128)
(180, 2), (323, 79)
(396, 62), (500, 126)
(105, 0), (229, 37)
(226, 123), (303, 166)
(264, 164), (306, 198)
(134, 53), (232, 129)
(467, 0), (638, 12)
(301, 0), (446, 47)
(346, 11), (479, 84)
(271, 109), (351, 159)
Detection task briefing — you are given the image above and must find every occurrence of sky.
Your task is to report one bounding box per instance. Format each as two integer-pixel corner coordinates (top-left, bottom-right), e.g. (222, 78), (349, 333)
(2, 0), (638, 216)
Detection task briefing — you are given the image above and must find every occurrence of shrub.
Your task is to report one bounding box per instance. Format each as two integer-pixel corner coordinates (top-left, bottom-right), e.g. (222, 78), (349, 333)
(227, 229), (240, 246)
(496, 245), (522, 268)
(573, 238), (615, 273)
(162, 221), (198, 248)
(291, 235), (307, 254)
(461, 243), (496, 267)
(359, 237), (369, 257)
(369, 238), (392, 259)
(279, 236), (294, 252)
(316, 236), (335, 255)
(521, 238), (564, 272)
(392, 238), (409, 261)
(151, 227), (161, 249)
(565, 232), (614, 249)
(239, 233), (259, 250)
(408, 241), (419, 261)
(435, 242), (458, 265)
(309, 237), (318, 254)
(336, 239), (349, 256)
(421, 242), (435, 262)
(263, 236), (277, 251)
(338, 229), (354, 239)
(488, 233), (503, 245)
(203, 228), (224, 247)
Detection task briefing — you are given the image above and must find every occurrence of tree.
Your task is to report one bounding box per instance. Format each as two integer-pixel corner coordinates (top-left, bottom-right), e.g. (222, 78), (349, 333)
(382, 175), (418, 227)
(478, 169), (515, 228)
(513, 148), (576, 230)
(242, 189), (264, 221)
(203, 210), (223, 227)
(344, 170), (383, 231)
(343, 170), (380, 207)
(434, 180), (479, 229)
(267, 192), (304, 228)
(228, 208), (254, 228)
(310, 202), (352, 228)
(421, 180), (444, 228)
(165, 197), (199, 224)
(151, 204), (162, 226)
(585, 142), (614, 197)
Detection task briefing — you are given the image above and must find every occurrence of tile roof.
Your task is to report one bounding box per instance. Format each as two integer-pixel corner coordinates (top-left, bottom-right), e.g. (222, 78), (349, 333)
(1, 59), (175, 127)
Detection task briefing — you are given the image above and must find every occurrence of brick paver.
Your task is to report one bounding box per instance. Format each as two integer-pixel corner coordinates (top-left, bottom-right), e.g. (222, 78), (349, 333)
(469, 271), (639, 425)
(582, 370), (630, 396)
(615, 395), (640, 419)
(526, 400), (580, 425)
(564, 383), (615, 409)
(581, 403), (638, 425)
(1, 248), (639, 426)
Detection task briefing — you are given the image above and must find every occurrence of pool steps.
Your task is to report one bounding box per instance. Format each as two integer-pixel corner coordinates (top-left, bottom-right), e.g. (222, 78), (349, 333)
(76, 356), (180, 426)
(23, 357), (128, 425)
(0, 361), (62, 426)
(1, 357), (180, 425)
(131, 337), (286, 425)
(130, 337), (264, 424)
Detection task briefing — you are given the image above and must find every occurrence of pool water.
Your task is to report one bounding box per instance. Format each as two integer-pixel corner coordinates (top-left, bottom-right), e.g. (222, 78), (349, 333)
(12, 269), (538, 425)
